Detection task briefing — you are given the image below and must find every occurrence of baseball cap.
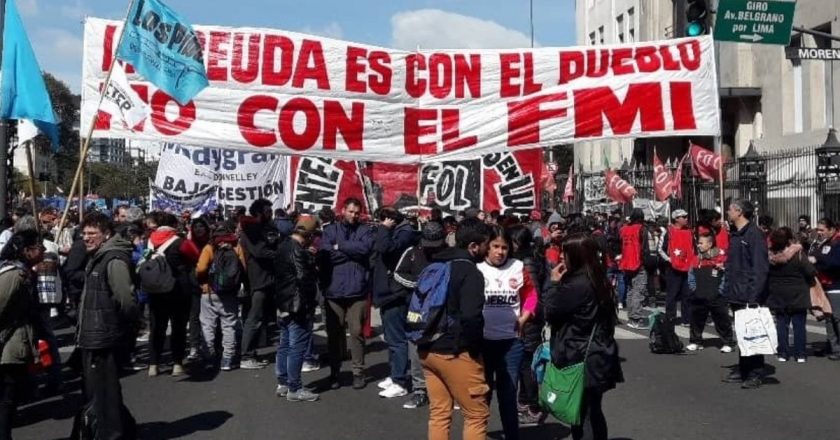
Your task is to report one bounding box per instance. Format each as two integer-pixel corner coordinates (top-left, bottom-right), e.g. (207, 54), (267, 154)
(671, 209), (689, 219)
(421, 221), (446, 248)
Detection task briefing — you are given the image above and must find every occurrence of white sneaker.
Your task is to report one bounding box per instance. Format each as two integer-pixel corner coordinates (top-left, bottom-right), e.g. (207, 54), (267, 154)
(720, 345), (733, 353)
(377, 377), (394, 390)
(378, 383), (408, 398)
(796, 358), (806, 363)
(686, 343), (703, 352)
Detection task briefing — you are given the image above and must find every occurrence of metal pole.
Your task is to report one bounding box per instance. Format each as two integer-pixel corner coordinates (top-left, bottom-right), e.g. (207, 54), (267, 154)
(529, 0), (534, 48)
(24, 142), (39, 234)
(0, 0), (9, 219)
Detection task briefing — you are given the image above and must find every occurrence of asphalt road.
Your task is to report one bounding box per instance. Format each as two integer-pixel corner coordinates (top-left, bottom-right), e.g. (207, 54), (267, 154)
(12, 308), (840, 440)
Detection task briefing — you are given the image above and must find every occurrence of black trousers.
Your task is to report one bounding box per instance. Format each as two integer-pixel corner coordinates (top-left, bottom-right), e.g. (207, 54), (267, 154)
(240, 289), (268, 359)
(188, 292), (202, 352)
(83, 349), (131, 440)
(689, 297), (735, 346)
(665, 269), (691, 324)
(571, 388), (608, 440)
(518, 347), (539, 410)
(730, 304), (765, 379)
(148, 293), (191, 365)
(0, 365), (27, 440)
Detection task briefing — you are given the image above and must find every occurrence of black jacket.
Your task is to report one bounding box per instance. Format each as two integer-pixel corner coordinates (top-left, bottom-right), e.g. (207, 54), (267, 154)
(77, 237), (138, 350)
(275, 237), (318, 316)
(723, 221), (769, 304)
(766, 248), (814, 312)
(519, 255), (550, 351)
(240, 217), (280, 292)
(371, 221), (418, 307)
(61, 238), (89, 304)
(544, 269), (624, 390)
(423, 247), (485, 357)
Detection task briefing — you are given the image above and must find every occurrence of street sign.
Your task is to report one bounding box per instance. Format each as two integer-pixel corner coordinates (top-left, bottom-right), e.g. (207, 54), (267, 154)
(714, 0), (796, 45)
(785, 47), (840, 61)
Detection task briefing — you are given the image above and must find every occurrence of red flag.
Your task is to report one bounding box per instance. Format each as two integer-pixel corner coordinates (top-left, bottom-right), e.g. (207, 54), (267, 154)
(672, 154), (687, 199)
(653, 150), (673, 202)
(541, 161), (557, 192)
(605, 169), (636, 204)
(689, 142), (721, 182)
(562, 165), (574, 202)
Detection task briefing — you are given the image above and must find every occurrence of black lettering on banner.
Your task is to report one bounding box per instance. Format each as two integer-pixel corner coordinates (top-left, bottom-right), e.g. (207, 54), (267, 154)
(420, 160), (481, 214)
(295, 157), (343, 212)
(487, 152), (536, 215)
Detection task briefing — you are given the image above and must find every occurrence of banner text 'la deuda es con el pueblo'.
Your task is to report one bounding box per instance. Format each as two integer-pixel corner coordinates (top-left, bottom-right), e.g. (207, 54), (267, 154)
(81, 18), (720, 163)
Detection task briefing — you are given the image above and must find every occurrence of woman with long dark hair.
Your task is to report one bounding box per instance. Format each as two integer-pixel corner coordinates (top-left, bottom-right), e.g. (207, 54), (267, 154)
(543, 233), (623, 440)
(767, 227), (814, 362)
(477, 226), (538, 440)
(507, 225), (549, 426)
(0, 230), (45, 440)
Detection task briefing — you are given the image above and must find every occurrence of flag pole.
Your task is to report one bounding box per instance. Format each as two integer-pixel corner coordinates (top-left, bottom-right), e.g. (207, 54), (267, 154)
(57, 0), (136, 239)
(24, 141), (39, 235)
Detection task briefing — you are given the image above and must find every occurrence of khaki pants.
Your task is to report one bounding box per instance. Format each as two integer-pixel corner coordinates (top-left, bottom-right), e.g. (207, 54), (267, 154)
(421, 351), (490, 440)
(326, 297), (367, 376)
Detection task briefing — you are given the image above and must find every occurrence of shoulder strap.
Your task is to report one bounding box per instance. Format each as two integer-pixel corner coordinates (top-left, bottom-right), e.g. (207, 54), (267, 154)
(583, 321), (599, 360)
(155, 236), (179, 256)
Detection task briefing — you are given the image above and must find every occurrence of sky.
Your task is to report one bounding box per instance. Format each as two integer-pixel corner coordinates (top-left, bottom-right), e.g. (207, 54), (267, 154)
(17, 0), (576, 94)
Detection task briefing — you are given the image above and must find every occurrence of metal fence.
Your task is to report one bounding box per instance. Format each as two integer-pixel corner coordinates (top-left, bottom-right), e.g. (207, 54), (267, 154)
(554, 146), (824, 227)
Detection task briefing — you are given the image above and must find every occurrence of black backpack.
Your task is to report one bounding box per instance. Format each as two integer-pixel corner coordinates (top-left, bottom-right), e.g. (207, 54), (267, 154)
(209, 246), (243, 295)
(648, 311), (684, 354)
(136, 237), (179, 294)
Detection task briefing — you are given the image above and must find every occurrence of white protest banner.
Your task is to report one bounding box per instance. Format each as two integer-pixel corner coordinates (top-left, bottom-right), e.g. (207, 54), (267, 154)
(154, 143), (290, 213)
(100, 61), (150, 130)
(83, 18), (720, 164)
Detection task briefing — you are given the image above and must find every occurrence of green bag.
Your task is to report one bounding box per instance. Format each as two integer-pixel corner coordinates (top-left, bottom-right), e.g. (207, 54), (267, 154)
(538, 324), (597, 426)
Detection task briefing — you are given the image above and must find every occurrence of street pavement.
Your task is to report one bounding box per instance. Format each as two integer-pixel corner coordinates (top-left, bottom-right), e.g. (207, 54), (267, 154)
(12, 307), (840, 440)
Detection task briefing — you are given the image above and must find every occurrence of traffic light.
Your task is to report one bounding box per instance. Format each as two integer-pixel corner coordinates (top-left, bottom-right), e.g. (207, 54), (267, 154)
(685, 0), (709, 36)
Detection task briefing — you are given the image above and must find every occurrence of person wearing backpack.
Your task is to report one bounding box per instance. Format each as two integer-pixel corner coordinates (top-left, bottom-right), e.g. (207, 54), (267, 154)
(418, 218), (492, 440)
(143, 213), (201, 377)
(544, 233), (623, 440)
(0, 230), (46, 440)
(393, 221), (448, 410)
(77, 214), (139, 439)
(477, 226), (538, 440)
(196, 221), (245, 371)
(686, 234), (734, 353)
(274, 217), (320, 402)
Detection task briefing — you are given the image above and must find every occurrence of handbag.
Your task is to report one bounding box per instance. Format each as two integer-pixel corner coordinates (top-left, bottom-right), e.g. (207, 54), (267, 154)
(538, 323), (598, 426)
(733, 306), (777, 357)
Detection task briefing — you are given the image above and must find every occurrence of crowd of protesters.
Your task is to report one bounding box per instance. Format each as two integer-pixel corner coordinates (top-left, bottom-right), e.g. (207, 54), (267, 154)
(0, 197), (838, 440)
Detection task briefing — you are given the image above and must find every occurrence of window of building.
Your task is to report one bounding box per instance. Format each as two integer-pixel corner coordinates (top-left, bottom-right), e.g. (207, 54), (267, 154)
(627, 7), (635, 42)
(598, 26), (604, 44)
(617, 14), (624, 43)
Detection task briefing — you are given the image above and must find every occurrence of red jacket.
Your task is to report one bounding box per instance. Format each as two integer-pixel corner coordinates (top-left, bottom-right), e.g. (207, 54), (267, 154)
(618, 223), (643, 271)
(668, 226), (695, 272)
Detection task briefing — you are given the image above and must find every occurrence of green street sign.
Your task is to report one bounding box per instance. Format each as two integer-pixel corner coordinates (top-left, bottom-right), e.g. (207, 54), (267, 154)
(714, 0), (796, 45)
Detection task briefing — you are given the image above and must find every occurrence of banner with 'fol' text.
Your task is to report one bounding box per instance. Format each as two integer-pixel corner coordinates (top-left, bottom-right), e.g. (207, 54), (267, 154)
(82, 18), (720, 164)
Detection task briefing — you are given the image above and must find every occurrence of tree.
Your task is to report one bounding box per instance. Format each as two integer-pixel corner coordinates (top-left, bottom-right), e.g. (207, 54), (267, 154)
(41, 73), (81, 193)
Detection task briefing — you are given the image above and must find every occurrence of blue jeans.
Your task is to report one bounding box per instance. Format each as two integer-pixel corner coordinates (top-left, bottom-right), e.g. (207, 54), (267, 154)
(775, 310), (807, 359)
(275, 314), (313, 392)
(381, 301), (409, 387)
(483, 339), (524, 440)
(608, 267), (626, 305)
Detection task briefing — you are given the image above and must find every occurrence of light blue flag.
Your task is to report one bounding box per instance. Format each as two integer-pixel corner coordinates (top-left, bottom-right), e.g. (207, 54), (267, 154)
(117, 0), (209, 105)
(0, 0), (59, 149)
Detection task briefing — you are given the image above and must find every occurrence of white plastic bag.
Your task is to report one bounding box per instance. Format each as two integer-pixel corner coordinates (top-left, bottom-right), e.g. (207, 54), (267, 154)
(734, 306), (778, 357)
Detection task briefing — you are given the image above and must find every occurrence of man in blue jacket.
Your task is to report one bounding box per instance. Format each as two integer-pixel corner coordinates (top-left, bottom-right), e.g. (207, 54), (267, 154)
(319, 198), (374, 390)
(371, 207), (419, 399)
(722, 199), (769, 389)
